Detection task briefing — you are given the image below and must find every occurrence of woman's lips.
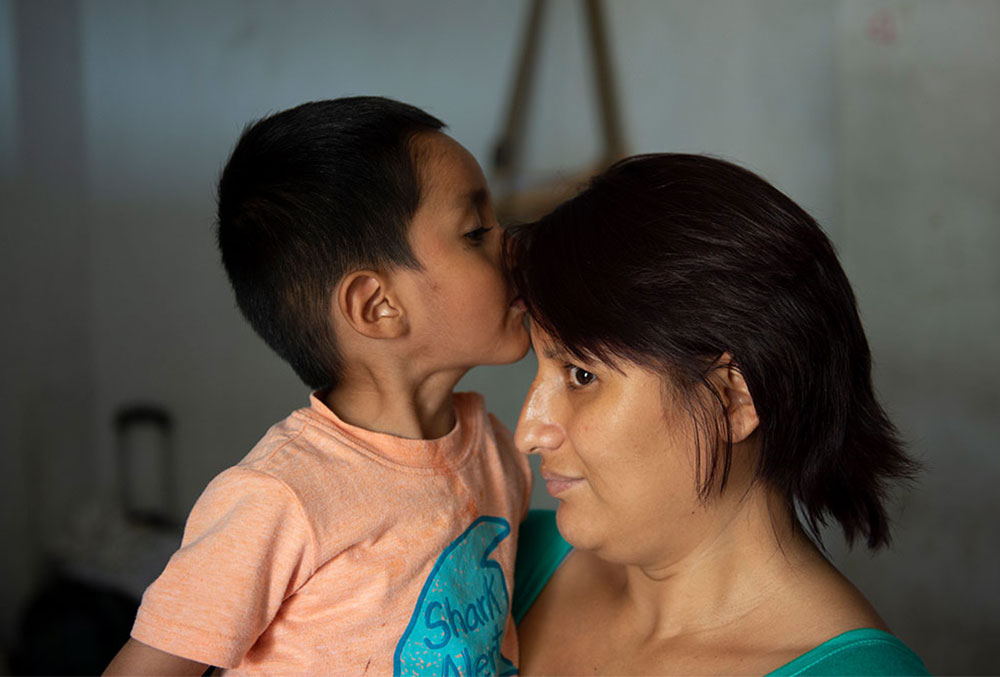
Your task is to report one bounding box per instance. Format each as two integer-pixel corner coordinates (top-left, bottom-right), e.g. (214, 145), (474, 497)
(541, 469), (582, 497)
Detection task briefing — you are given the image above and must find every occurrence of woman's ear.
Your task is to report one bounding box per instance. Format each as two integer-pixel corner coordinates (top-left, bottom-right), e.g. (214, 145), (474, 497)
(336, 271), (407, 339)
(716, 353), (759, 444)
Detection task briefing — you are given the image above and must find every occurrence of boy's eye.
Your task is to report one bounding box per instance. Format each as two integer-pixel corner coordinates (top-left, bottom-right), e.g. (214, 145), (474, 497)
(463, 226), (492, 244)
(567, 365), (596, 388)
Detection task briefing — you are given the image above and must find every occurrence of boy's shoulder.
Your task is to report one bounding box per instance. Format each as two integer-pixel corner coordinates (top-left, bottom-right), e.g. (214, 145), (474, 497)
(453, 391), (525, 467)
(224, 397), (382, 508)
(234, 401), (329, 477)
(222, 390), (512, 496)
(209, 391), (530, 537)
(238, 391), (490, 472)
(455, 391), (533, 517)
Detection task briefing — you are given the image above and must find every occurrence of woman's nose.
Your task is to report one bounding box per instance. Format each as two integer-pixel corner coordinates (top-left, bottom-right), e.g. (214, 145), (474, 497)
(514, 381), (565, 454)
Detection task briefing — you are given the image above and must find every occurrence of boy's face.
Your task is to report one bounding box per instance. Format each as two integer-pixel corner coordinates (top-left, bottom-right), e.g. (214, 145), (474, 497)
(395, 132), (529, 372)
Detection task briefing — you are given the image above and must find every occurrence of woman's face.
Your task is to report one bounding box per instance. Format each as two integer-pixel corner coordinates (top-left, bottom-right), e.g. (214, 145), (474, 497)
(515, 324), (718, 566)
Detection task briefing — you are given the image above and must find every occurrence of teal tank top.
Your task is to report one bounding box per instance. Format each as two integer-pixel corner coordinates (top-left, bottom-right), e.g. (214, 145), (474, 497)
(512, 510), (929, 676)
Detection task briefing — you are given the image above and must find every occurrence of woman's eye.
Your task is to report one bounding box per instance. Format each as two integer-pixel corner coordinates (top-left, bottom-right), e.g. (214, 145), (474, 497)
(463, 226), (492, 244)
(567, 365), (596, 387)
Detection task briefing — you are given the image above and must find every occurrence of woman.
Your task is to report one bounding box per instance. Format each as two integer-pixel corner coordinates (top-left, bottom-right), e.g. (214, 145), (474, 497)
(506, 154), (928, 675)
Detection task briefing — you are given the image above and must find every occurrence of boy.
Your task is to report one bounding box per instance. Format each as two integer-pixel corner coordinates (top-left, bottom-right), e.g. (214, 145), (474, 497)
(106, 97), (532, 675)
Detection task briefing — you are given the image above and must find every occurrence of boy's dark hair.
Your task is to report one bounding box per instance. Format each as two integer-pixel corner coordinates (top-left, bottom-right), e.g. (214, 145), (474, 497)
(505, 153), (918, 550)
(216, 97), (445, 389)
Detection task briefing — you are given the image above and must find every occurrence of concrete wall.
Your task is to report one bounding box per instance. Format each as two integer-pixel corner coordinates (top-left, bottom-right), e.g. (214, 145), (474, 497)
(0, 0), (96, 649)
(1, 1), (996, 672)
(828, 2), (1000, 672)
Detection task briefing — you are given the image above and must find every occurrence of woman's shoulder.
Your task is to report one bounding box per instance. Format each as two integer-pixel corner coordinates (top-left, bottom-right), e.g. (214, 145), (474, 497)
(513, 509), (573, 624)
(767, 629), (930, 676)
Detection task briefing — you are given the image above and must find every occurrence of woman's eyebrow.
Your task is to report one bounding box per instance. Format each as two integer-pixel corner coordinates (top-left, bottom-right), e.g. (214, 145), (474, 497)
(462, 187), (488, 210)
(541, 344), (569, 361)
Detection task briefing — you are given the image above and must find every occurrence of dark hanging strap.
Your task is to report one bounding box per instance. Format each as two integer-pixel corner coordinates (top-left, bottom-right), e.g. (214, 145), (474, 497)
(492, 0), (625, 189)
(583, 0), (625, 165)
(493, 0), (547, 186)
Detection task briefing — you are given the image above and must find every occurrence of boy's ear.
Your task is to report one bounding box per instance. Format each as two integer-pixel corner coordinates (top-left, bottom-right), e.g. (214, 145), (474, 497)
(714, 353), (759, 444)
(336, 271), (407, 339)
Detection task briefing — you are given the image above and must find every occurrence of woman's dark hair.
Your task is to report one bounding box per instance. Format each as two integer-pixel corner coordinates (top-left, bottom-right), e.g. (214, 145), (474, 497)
(505, 153), (918, 550)
(217, 97), (444, 389)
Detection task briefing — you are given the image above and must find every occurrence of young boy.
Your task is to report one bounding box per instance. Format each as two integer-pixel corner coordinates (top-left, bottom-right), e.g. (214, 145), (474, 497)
(106, 97), (532, 675)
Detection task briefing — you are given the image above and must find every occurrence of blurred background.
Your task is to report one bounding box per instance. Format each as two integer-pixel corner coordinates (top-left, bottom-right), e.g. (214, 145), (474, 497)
(1, 0), (997, 674)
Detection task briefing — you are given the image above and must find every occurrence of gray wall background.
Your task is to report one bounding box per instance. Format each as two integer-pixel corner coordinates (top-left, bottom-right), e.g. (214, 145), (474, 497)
(1, 0), (997, 673)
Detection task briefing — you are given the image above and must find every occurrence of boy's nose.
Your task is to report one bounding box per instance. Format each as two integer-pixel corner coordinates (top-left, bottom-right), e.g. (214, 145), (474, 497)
(514, 381), (565, 454)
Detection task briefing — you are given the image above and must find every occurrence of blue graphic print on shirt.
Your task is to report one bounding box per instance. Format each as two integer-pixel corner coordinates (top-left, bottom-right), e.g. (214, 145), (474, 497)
(394, 516), (516, 676)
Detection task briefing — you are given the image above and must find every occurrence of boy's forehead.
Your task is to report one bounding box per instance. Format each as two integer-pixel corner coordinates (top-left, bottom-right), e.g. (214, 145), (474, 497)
(413, 132), (488, 204)
(402, 133), (492, 262)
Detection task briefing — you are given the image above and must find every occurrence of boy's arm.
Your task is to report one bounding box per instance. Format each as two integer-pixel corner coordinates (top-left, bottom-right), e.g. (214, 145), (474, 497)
(104, 638), (208, 676)
(117, 467), (316, 669)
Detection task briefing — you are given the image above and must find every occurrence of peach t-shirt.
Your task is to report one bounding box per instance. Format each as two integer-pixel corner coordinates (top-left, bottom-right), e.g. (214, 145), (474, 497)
(132, 392), (531, 675)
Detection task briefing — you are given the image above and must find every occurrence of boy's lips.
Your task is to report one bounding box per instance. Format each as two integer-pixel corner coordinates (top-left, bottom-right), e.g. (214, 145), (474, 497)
(540, 468), (583, 497)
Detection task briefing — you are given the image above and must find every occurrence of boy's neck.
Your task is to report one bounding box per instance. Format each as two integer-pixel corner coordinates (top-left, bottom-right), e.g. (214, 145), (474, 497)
(322, 367), (467, 440)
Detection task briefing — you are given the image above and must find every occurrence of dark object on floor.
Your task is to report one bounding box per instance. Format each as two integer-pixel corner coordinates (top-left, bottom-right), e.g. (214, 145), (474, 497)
(9, 573), (139, 675)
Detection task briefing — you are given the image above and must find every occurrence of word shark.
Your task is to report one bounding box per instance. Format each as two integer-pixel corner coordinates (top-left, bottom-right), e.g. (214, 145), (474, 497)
(394, 517), (517, 676)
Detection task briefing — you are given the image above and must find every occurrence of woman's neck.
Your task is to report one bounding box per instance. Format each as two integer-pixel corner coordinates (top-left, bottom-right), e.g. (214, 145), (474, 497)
(615, 487), (824, 640)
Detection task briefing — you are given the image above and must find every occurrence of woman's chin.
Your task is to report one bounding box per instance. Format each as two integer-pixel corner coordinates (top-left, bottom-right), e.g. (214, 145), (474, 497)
(554, 501), (602, 551)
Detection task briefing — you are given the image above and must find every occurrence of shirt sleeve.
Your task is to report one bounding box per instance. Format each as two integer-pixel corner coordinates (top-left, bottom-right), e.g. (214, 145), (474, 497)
(131, 465), (317, 668)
